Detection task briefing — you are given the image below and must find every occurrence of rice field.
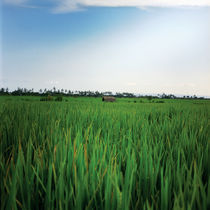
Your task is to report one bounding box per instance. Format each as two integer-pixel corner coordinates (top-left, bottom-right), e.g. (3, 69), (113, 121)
(0, 96), (210, 210)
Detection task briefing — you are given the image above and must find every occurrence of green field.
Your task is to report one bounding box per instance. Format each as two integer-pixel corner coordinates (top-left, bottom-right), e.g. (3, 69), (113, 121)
(0, 96), (209, 210)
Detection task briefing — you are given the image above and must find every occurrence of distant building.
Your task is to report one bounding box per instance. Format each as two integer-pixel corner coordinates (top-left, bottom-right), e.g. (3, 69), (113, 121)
(102, 96), (116, 102)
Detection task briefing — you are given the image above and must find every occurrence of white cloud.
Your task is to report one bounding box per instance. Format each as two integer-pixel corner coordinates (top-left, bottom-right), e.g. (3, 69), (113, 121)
(53, 0), (210, 13)
(4, 0), (210, 12)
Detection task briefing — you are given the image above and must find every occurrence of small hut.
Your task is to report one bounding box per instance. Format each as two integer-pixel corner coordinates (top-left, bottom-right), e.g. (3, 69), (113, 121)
(102, 96), (116, 102)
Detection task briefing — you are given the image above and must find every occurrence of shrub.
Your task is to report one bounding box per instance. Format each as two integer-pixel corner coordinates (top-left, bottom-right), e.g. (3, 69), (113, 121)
(156, 100), (164, 103)
(55, 96), (63, 101)
(40, 95), (54, 101)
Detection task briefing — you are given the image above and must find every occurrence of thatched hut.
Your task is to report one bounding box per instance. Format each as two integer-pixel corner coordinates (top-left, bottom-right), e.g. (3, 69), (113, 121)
(102, 96), (116, 102)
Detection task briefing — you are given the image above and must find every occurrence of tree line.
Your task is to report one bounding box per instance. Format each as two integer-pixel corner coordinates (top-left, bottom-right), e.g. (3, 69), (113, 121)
(0, 87), (206, 99)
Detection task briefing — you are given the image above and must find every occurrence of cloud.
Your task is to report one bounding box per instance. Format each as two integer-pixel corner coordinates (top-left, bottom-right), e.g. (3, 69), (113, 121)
(53, 0), (83, 13)
(53, 0), (210, 13)
(3, 0), (210, 13)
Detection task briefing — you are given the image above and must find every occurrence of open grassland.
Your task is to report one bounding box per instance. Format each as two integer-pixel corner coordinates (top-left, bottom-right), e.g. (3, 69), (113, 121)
(0, 97), (210, 210)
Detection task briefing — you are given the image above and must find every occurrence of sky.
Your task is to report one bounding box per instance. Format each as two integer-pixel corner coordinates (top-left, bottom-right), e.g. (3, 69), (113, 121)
(1, 0), (210, 96)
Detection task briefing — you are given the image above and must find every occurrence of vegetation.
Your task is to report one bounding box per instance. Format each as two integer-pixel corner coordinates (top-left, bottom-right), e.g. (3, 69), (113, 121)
(0, 96), (209, 210)
(40, 95), (54, 101)
(40, 96), (63, 102)
(0, 87), (206, 99)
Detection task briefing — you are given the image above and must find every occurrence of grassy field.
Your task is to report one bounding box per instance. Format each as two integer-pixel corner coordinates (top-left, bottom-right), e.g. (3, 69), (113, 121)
(0, 96), (209, 210)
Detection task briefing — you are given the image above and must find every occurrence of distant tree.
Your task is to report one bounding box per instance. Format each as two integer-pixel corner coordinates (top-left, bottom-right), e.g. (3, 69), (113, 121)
(68, 90), (72, 96)
(23, 88), (28, 95)
(0, 88), (5, 95)
(115, 92), (123, 98)
(94, 91), (101, 97)
(103, 91), (113, 96)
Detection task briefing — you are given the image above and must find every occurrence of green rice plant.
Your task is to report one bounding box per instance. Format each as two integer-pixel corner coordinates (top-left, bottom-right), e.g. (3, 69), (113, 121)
(0, 96), (209, 209)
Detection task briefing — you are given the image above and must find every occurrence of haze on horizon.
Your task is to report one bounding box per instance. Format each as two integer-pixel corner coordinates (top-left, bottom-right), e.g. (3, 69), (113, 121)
(1, 0), (210, 97)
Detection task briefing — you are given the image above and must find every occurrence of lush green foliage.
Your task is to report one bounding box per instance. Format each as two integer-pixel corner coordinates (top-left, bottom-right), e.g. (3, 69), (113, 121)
(0, 97), (209, 210)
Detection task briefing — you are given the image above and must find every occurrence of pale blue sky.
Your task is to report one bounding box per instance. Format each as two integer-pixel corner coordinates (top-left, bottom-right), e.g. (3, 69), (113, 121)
(1, 0), (210, 96)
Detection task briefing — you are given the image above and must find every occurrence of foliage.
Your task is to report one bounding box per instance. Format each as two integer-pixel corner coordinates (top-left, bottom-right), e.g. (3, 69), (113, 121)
(40, 95), (54, 101)
(55, 96), (63, 101)
(0, 97), (209, 210)
(0, 87), (207, 99)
